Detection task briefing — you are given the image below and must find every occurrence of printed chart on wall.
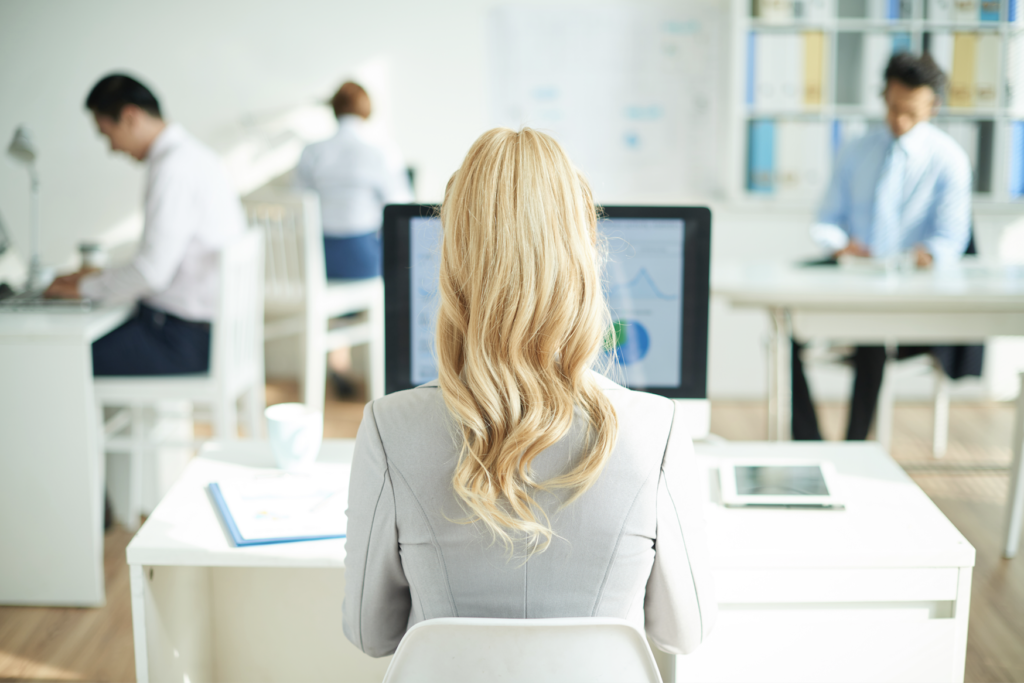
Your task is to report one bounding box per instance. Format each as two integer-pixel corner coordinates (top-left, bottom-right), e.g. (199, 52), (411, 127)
(488, 4), (725, 200)
(602, 218), (684, 389)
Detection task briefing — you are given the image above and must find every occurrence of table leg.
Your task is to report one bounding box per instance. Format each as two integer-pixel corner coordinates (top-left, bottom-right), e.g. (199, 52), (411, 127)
(767, 308), (791, 442)
(129, 565), (150, 683)
(875, 342), (897, 453)
(1003, 372), (1024, 559)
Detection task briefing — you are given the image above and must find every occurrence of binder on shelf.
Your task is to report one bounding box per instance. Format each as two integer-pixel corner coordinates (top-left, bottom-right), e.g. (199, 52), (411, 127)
(753, 33), (783, 109)
(747, 32), (757, 106)
(974, 34), (1000, 107)
(892, 32), (912, 54)
(1010, 121), (1024, 198)
(928, 32), (956, 78)
(804, 31), (826, 106)
(929, 0), (956, 20)
(953, 0), (980, 21)
(779, 33), (806, 110)
(1010, 34), (1024, 111)
(795, 0), (831, 21)
(759, 0), (796, 23)
(867, 0), (890, 18)
(862, 33), (893, 112)
(1011, 0), (1018, 21)
(748, 120), (776, 193)
(979, 0), (1001, 19)
(949, 33), (978, 107)
(776, 120), (832, 199)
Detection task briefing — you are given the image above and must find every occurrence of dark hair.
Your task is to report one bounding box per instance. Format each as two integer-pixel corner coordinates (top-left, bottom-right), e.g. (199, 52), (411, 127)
(884, 53), (946, 97)
(330, 81), (371, 118)
(85, 74), (162, 121)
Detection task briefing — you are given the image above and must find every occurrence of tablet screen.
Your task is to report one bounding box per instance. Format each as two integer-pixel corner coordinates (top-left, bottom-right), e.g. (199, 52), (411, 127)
(734, 465), (830, 496)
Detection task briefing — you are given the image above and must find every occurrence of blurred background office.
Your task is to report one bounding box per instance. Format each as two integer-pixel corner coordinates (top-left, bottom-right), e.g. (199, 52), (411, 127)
(2, 0), (1024, 680)
(2, 0), (1021, 404)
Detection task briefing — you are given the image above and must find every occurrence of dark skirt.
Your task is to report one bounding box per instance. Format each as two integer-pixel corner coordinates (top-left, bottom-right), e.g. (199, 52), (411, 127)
(324, 231), (382, 279)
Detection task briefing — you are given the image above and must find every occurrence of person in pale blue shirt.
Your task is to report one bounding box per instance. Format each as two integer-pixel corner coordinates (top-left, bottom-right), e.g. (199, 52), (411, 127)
(793, 53), (977, 441)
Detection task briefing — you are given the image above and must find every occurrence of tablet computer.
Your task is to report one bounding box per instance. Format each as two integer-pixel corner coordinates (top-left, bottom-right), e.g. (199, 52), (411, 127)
(719, 460), (843, 508)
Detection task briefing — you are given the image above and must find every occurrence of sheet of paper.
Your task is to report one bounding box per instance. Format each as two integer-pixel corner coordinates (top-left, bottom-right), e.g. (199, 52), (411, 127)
(215, 465), (348, 541)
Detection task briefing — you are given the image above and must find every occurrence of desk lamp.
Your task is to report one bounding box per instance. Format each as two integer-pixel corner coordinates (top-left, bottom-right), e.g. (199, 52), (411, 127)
(7, 126), (45, 291)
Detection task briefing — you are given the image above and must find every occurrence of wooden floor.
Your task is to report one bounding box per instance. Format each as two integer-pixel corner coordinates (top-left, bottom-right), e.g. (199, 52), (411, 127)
(1, 390), (1021, 682)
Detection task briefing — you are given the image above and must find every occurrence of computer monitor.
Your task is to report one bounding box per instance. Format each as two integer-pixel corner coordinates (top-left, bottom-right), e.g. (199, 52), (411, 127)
(382, 204), (712, 433)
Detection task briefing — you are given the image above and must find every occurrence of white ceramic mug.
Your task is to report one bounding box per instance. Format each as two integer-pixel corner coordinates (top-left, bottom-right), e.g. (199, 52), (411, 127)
(264, 403), (323, 472)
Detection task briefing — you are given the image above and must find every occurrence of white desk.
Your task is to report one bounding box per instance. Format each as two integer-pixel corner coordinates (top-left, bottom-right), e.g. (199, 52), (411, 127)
(0, 305), (132, 606)
(713, 261), (1024, 557)
(678, 441), (974, 683)
(129, 439), (974, 683)
(126, 440), (390, 683)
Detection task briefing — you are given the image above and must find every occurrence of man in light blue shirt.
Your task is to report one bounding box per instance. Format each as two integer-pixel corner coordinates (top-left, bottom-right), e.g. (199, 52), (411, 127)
(793, 53), (975, 441)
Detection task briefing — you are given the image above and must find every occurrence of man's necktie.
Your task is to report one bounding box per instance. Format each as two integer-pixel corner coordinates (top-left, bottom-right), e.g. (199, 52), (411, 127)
(871, 139), (907, 259)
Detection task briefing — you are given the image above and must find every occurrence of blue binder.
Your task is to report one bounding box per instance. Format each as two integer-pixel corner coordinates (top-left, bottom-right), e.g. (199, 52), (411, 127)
(209, 482), (346, 547)
(748, 120), (775, 194)
(1010, 122), (1024, 199)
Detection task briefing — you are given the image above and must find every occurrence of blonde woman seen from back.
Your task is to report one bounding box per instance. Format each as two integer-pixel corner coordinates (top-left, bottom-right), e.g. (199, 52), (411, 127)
(343, 128), (716, 658)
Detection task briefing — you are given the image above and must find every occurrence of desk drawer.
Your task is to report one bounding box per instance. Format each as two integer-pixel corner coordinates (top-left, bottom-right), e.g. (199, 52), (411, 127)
(714, 567), (960, 603)
(674, 608), (957, 683)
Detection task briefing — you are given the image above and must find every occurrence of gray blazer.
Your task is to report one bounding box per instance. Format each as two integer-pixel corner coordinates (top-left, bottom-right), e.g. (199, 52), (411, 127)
(343, 373), (717, 657)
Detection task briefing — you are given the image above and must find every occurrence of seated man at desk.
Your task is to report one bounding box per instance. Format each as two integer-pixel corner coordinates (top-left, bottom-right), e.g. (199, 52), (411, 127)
(45, 74), (245, 375)
(794, 53), (974, 441)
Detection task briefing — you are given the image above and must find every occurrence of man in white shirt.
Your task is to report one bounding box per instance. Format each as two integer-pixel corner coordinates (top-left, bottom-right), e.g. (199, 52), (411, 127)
(295, 81), (412, 279)
(46, 74), (245, 375)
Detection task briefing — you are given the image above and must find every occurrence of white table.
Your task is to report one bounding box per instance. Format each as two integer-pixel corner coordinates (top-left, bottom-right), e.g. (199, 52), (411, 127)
(677, 441), (974, 683)
(0, 305), (132, 606)
(126, 440), (390, 683)
(129, 439), (975, 683)
(713, 261), (1024, 557)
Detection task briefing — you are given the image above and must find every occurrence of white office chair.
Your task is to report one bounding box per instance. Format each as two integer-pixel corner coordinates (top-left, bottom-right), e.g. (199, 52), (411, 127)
(96, 229), (266, 529)
(243, 188), (384, 414)
(382, 617), (663, 683)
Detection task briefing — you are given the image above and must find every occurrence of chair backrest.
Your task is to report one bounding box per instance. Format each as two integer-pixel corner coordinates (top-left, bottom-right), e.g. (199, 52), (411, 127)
(210, 228), (265, 397)
(382, 617), (662, 683)
(241, 188), (325, 316)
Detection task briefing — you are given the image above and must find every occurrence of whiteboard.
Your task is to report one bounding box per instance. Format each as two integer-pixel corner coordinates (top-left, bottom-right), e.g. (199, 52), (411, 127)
(488, 4), (726, 202)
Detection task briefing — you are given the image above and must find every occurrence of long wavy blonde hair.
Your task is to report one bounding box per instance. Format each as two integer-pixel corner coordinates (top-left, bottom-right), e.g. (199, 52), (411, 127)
(436, 128), (619, 554)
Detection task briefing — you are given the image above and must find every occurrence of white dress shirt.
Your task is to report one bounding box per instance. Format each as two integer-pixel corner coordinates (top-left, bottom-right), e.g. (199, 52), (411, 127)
(295, 115), (413, 237)
(80, 124), (246, 322)
(810, 121), (972, 264)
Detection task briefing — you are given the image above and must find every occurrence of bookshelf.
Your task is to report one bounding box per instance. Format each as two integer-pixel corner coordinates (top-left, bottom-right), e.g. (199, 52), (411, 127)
(730, 0), (1023, 206)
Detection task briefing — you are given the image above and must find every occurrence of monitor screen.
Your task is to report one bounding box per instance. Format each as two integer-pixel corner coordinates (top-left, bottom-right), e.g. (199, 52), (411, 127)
(384, 205), (710, 399)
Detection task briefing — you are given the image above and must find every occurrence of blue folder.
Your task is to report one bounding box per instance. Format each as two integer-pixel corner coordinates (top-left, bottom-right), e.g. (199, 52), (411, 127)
(1010, 122), (1024, 199)
(209, 482), (346, 547)
(748, 120), (775, 194)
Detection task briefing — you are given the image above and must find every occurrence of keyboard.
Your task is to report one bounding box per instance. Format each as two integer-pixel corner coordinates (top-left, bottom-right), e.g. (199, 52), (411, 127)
(0, 290), (93, 311)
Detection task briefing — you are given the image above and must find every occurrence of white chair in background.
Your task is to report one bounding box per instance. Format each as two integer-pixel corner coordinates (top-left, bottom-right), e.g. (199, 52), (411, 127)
(243, 188), (384, 414)
(802, 341), (961, 457)
(381, 617), (663, 683)
(96, 228), (266, 529)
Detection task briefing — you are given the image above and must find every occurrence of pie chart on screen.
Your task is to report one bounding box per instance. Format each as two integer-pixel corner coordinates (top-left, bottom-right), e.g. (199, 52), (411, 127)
(609, 319), (650, 365)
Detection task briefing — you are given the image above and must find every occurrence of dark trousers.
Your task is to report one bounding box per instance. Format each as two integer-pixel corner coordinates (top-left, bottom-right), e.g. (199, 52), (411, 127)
(92, 303), (211, 376)
(792, 341), (932, 441)
(323, 231), (382, 279)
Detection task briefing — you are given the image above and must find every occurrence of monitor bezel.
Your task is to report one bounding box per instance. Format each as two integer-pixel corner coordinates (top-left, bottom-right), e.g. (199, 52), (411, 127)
(383, 204), (711, 399)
